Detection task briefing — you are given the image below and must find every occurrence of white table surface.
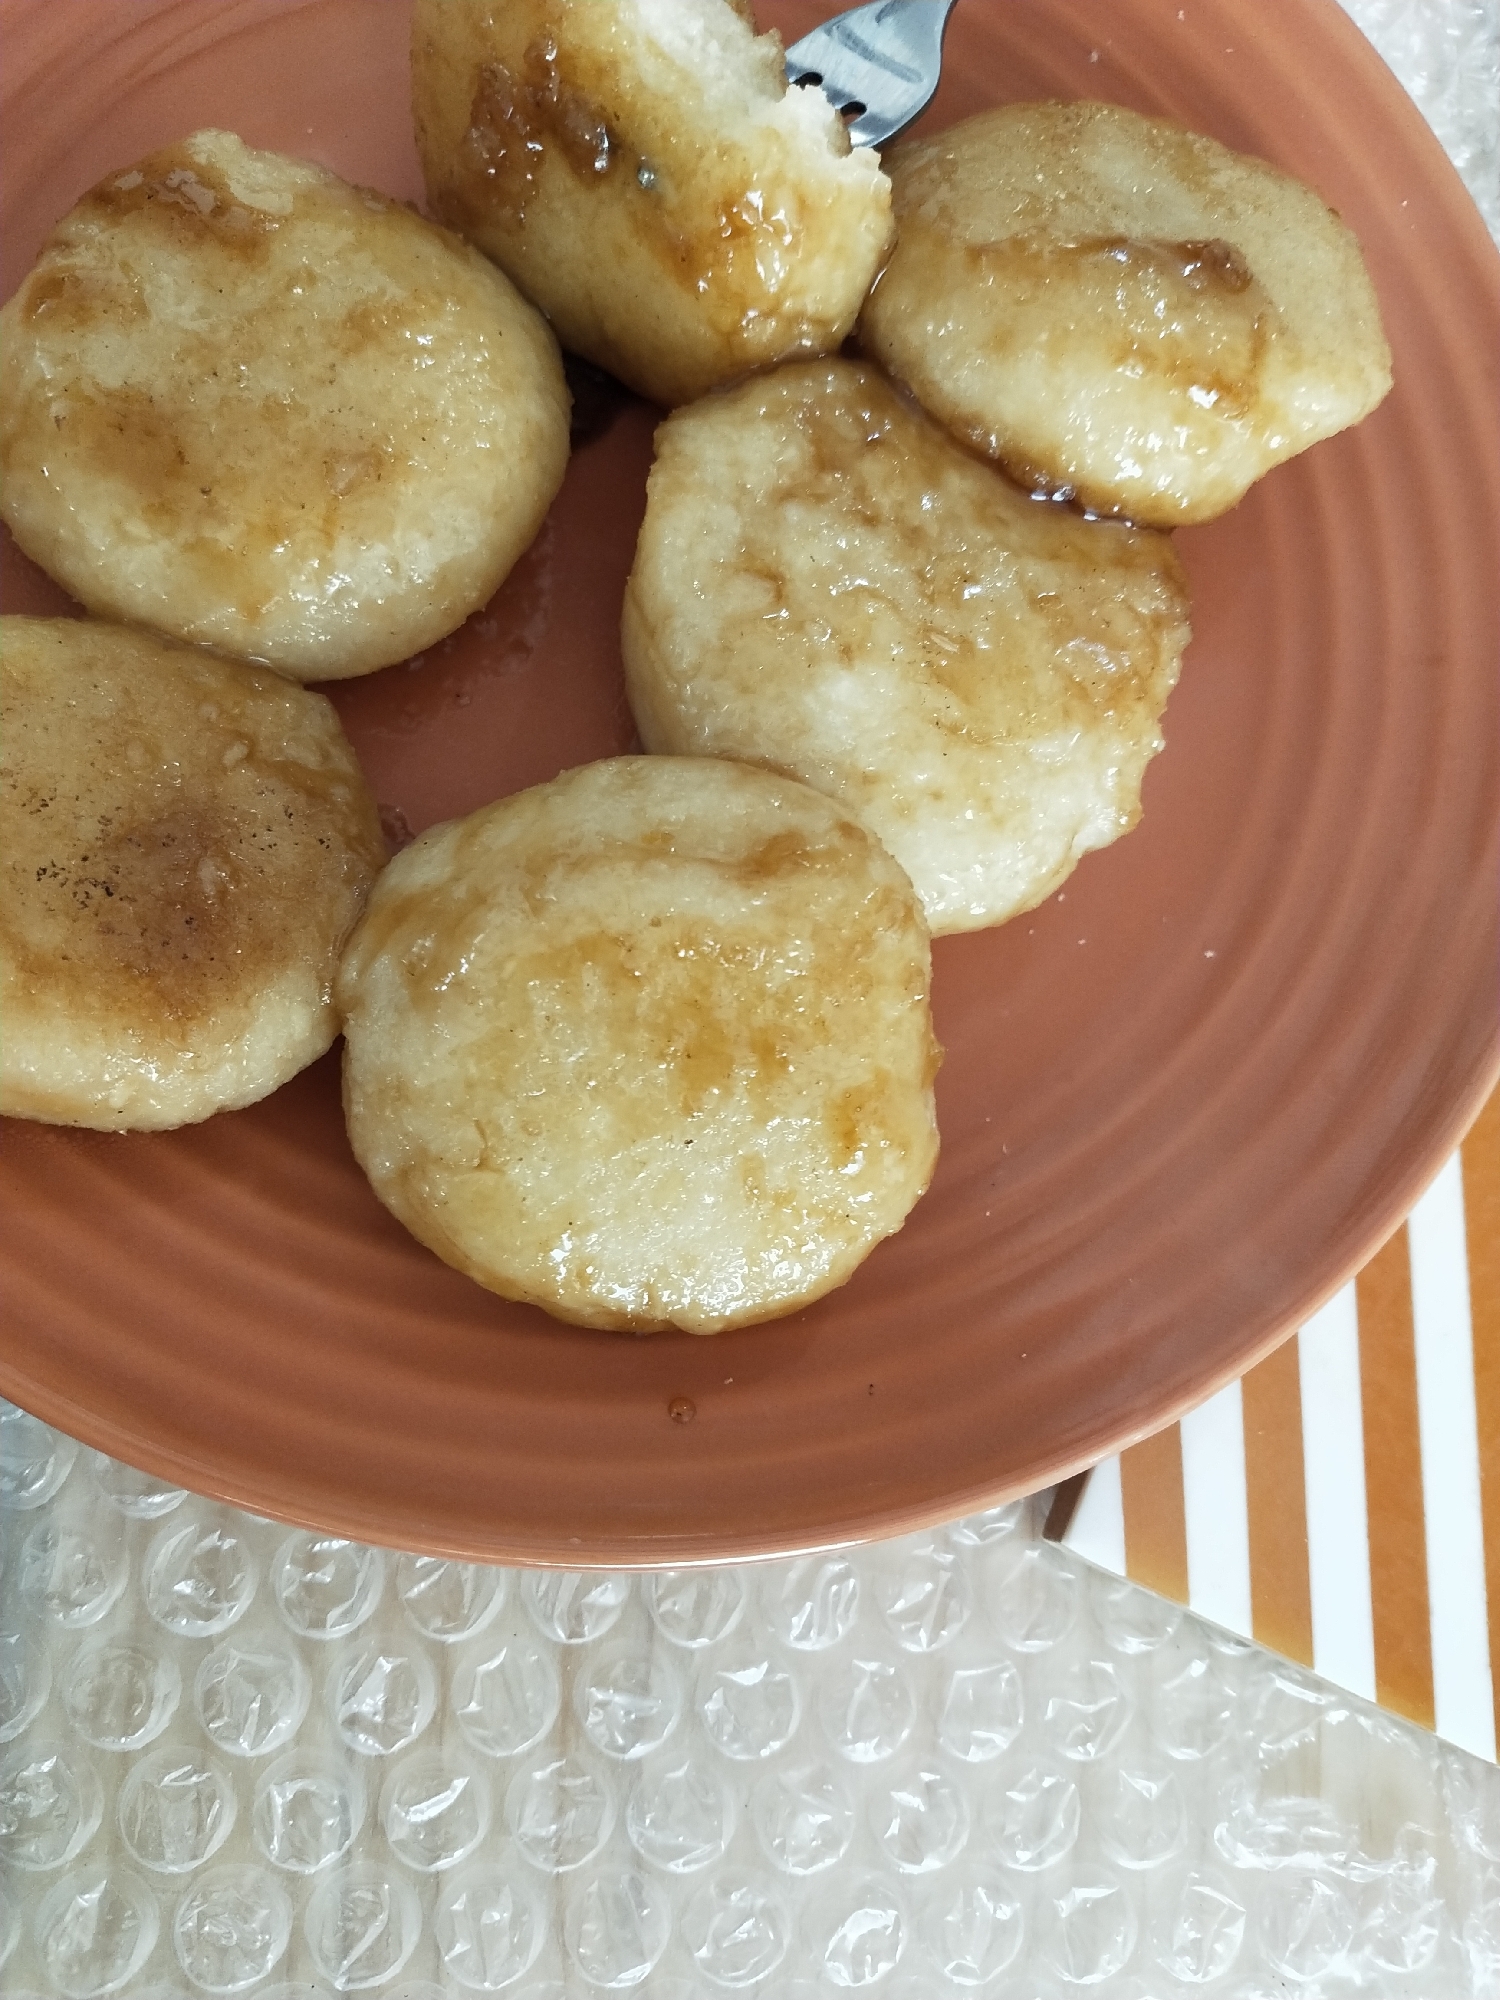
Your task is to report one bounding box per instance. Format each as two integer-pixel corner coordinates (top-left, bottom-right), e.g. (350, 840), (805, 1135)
(2, 2), (1498, 1995)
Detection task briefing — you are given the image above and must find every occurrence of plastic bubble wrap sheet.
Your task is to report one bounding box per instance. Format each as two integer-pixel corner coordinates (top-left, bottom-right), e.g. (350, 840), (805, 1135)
(3, 1406), (1500, 1999)
(3, 1), (1499, 1995)
(1348, 0), (1499, 239)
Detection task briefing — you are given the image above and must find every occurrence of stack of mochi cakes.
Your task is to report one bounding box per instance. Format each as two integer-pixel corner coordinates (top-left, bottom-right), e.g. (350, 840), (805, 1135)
(0, 1), (1390, 1335)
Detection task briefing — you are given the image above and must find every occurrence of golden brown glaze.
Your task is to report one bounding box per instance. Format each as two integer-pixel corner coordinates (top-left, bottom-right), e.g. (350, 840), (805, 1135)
(71, 142), (285, 247)
(338, 757), (939, 1333)
(1, 617), (385, 1129)
(623, 359), (1191, 934)
(0, 130), (570, 679)
(460, 40), (621, 227)
(861, 102), (1392, 526)
(411, 0), (892, 405)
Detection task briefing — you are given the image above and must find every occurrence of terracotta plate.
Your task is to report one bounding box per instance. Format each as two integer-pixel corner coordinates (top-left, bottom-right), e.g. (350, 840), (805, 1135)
(2, 0), (1497, 1566)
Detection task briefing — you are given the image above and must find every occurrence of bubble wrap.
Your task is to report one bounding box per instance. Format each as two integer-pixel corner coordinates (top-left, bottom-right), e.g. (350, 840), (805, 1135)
(3, 1404), (1500, 1998)
(1342, 0), (1500, 240)
(3, 2), (1498, 1995)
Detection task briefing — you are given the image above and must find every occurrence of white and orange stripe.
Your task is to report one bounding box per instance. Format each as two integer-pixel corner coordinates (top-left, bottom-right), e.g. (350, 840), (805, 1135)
(1061, 1085), (1500, 1762)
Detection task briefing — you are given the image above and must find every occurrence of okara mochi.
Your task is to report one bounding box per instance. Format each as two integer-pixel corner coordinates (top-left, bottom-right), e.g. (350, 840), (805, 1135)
(860, 102), (1392, 526)
(0, 130), (570, 679)
(337, 757), (940, 1333)
(0, 617), (385, 1130)
(411, 0), (892, 406)
(623, 361), (1191, 935)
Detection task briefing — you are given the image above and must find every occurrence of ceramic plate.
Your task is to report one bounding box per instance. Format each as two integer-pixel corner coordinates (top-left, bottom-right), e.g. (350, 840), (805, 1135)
(2, 0), (1497, 1564)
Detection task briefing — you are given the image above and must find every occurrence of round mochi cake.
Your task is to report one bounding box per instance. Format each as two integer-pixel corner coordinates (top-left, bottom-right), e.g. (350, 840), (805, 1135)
(623, 359), (1192, 935)
(860, 101), (1393, 527)
(0, 129), (570, 680)
(338, 756), (940, 1334)
(0, 617), (385, 1131)
(411, 0), (892, 406)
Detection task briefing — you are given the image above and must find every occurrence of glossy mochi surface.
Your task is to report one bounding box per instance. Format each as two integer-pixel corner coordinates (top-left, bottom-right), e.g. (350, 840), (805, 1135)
(0, 616), (384, 1130)
(338, 757), (940, 1333)
(862, 102), (1392, 526)
(625, 360), (1190, 934)
(0, 130), (569, 679)
(411, 0), (892, 406)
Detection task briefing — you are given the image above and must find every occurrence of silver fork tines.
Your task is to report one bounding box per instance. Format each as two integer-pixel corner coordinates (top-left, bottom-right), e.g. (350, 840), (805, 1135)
(785, 0), (958, 150)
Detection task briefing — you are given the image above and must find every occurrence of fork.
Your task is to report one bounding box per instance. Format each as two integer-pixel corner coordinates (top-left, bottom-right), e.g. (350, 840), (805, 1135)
(785, 0), (959, 149)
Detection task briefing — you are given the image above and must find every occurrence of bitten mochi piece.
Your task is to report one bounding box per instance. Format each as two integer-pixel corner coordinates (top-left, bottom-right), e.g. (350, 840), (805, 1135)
(623, 360), (1191, 936)
(411, 0), (893, 407)
(0, 617), (385, 1130)
(338, 757), (940, 1334)
(0, 130), (570, 680)
(860, 102), (1393, 527)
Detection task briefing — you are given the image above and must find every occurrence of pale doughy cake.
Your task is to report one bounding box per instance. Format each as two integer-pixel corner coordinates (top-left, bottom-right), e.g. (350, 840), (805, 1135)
(0, 130), (570, 680)
(1, 616), (385, 1130)
(411, 0), (892, 406)
(860, 102), (1393, 527)
(338, 757), (939, 1333)
(623, 360), (1191, 935)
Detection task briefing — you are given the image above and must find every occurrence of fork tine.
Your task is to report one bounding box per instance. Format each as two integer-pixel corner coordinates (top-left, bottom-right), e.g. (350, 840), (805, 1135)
(785, 0), (957, 149)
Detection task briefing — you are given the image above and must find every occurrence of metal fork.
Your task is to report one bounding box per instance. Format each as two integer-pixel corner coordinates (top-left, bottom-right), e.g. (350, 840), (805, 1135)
(785, 0), (959, 149)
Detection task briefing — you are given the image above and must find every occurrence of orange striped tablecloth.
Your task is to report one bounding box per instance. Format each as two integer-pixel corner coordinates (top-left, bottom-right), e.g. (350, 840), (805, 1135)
(1059, 1082), (1500, 1761)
